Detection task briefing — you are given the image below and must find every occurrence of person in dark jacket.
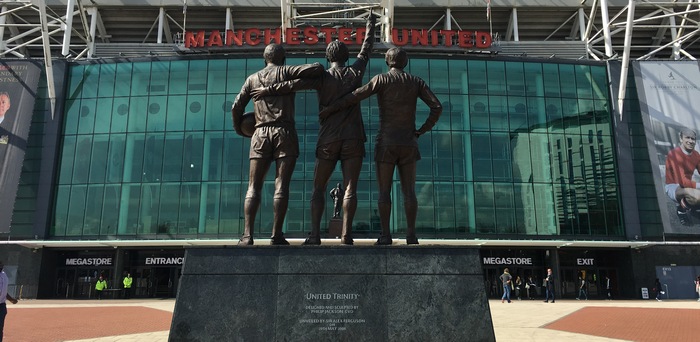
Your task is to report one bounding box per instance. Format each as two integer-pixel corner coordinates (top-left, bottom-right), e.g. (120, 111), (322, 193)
(544, 268), (555, 303)
(655, 278), (663, 301)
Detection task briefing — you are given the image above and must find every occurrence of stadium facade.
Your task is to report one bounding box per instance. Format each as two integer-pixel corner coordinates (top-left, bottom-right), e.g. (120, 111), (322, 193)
(1, 0), (700, 301)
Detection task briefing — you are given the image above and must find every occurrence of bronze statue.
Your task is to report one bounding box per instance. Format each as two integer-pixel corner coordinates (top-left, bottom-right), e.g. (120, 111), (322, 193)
(251, 14), (376, 245)
(330, 183), (344, 219)
(231, 43), (324, 245)
(319, 47), (442, 245)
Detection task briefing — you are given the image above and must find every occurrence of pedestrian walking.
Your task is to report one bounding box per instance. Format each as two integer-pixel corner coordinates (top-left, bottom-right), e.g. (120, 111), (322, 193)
(500, 268), (512, 303)
(1, 260), (19, 342)
(695, 275), (700, 301)
(577, 276), (588, 300)
(654, 278), (664, 301)
(514, 276), (522, 300)
(544, 268), (555, 303)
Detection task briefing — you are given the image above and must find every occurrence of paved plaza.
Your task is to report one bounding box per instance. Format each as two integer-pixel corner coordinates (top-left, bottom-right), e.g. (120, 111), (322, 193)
(4, 298), (700, 341)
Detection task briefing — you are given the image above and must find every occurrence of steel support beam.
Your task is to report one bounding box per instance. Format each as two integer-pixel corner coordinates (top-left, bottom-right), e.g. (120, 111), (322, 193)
(618, 0), (635, 120)
(61, 0), (76, 56)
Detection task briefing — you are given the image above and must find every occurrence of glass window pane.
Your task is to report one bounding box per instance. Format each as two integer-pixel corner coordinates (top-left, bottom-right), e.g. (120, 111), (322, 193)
(58, 136), (76, 184)
(73, 136), (93, 184)
(111, 97), (129, 133)
(94, 98), (113, 134)
(64, 99), (80, 135)
(143, 133), (165, 182)
(66, 185), (87, 236)
(106, 134), (126, 183)
(472, 133), (492, 181)
(487, 62), (506, 95)
(78, 99), (96, 134)
(131, 62), (151, 96)
(185, 95), (206, 131)
(163, 132), (184, 181)
(167, 96), (187, 131)
(205, 94), (227, 131)
(470, 95), (489, 130)
(183, 132), (204, 181)
(146, 96), (167, 132)
(84, 185), (104, 235)
(449, 94), (468, 130)
(468, 60), (487, 95)
(114, 63), (133, 97)
(89, 134), (109, 183)
(474, 182), (495, 233)
(489, 95), (508, 131)
(128, 97), (148, 132)
(140, 184), (161, 235)
(150, 61), (170, 95)
(67, 65), (84, 100)
(97, 64), (116, 98)
(52, 185), (71, 236)
(207, 60), (227, 94)
(101, 185), (121, 236)
(448, 59), (468, 95)
(187, 60), (208, 95)
(169, 61), (188, 95)
(120, 184), (141, 235)
(124, 134), (145, 183)
(505, 62), (525, 96)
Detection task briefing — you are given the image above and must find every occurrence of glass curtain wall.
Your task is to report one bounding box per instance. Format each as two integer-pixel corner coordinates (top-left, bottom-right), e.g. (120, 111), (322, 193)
(52, 55), (622, 239)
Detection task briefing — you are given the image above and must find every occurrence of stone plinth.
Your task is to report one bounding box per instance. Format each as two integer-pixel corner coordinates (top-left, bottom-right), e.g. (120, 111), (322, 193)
(169, 247), (495, 342)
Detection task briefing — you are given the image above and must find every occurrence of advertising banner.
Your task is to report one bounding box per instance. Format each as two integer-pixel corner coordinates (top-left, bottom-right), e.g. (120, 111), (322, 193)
(0, 60), (42, 233)
(634, 61), (700, 234)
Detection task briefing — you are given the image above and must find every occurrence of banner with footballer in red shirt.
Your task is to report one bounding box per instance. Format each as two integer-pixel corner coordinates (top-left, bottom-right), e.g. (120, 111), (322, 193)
(634, 61), (700, 234)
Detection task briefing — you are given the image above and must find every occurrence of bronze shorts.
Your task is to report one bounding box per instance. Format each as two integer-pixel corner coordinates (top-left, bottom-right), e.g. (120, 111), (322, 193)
(374, 145), (421, 165)
(316, 139), (365, 160)
(249, 126), (299, 159)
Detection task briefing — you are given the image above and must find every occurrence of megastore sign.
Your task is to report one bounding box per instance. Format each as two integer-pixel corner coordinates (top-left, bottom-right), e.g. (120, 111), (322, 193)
(184, 27), (493, 49)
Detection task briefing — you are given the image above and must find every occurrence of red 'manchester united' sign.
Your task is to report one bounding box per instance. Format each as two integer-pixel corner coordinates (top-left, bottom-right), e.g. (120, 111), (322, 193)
(184, 27), (493, 49)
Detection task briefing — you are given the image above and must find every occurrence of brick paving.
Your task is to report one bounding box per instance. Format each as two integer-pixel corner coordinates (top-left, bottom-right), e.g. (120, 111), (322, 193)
(4, 305), (172, 342)
(544, 306), (700, 342)
(2, 299), (699, 341)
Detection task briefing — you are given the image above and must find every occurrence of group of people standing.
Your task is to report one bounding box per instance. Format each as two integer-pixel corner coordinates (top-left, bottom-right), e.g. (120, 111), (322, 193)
(93, 273), (133, 300)
(499, 268), (557, 303)
(499, 268), (613, 302)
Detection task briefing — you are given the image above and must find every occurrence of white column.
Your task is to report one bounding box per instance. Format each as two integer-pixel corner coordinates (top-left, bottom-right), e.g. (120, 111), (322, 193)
(599, 0), (614, 57)
(62, 0), (76, 56)
(158, 7), (165, 44)
(87, 7), (97, 58)
(383, 0), (394, 43)
(578, 8), (586, 41)
(226, 8), (233, 42)
(512, 8), (519, 41)
(669, 13), (680, 60)
(0, 6), (7, 51)
(445, 8), (451, 30)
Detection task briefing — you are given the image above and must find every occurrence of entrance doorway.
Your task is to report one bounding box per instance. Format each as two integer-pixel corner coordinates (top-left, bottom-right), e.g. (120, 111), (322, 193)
(135, 266), (181, 298)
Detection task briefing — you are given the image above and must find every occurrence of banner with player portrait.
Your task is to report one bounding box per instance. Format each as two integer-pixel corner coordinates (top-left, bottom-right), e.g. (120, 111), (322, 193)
(0, 60), (42, 233)
(633, 61), (700, 235)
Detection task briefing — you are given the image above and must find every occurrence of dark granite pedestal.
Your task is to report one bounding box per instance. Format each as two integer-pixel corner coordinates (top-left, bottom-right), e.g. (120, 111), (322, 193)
(169, 247), (495, 342)
(327, 218), (342, 238)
